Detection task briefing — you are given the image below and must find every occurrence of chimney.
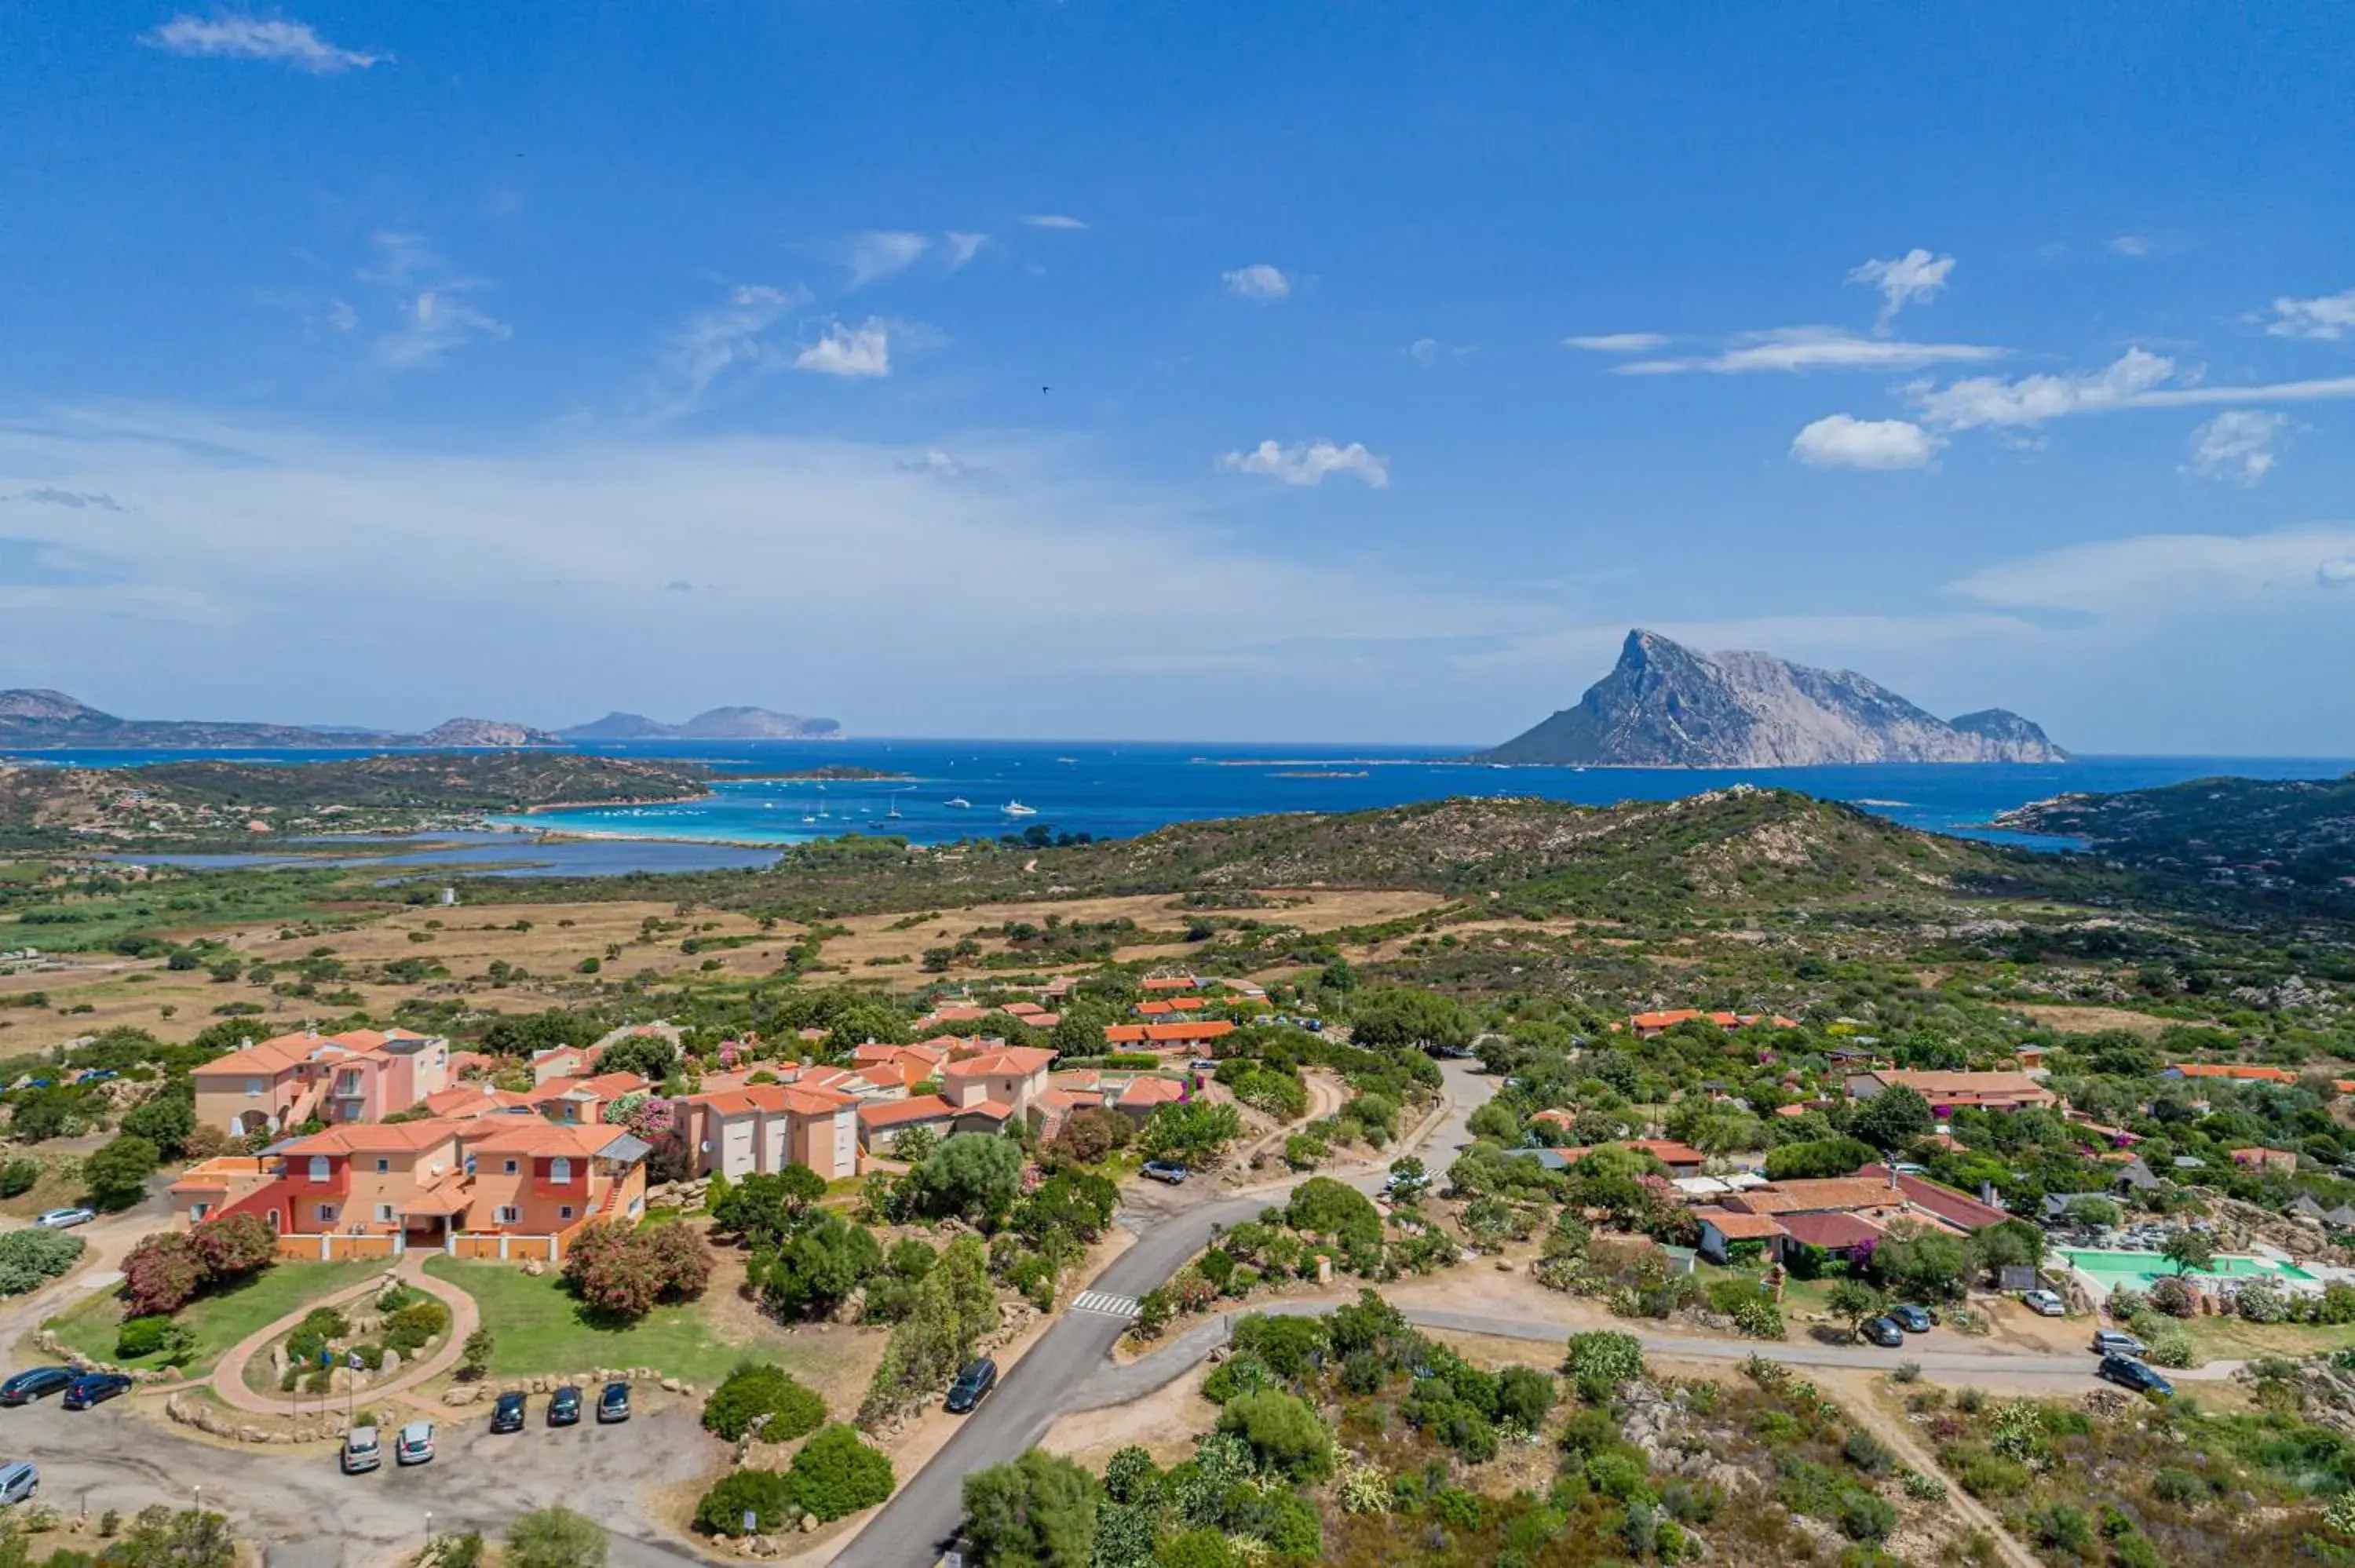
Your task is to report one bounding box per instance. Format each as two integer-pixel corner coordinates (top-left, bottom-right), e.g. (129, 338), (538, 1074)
(1981, 1180), (1998, 1206)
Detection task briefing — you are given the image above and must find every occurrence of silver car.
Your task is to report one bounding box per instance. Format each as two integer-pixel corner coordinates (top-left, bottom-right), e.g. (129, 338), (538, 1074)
(341, 1426), (382, 1475)
(34, 1208), (96, 1230)
(0, 1461), (36, 1504)
(2021, 1289), (2067, 1317)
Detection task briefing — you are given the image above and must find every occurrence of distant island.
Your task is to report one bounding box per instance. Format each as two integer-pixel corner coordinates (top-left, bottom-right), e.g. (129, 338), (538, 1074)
(1477, 629), (2071, 767)
(1997, 771), (2355, 889)
(561, 707), (841, 741)
(0, 689), (562, 751)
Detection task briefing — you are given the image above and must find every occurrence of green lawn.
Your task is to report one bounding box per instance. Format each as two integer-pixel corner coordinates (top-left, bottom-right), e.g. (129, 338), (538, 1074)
(2178, 1314), (2355, 1361)
(45, 1259), (380, 1375)
(422, 1256), (799, 1383)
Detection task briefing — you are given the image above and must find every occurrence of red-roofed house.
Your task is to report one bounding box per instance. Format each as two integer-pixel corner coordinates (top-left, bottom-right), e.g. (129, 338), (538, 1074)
(2230, 1147), (2299, 1173)
(1111, 1075), (1187, 1121)
(528, 1072), (649, 1125)
(942, 1046), (1055, 1124)
(192, 1028), (452, 1137)
(858, 1094), (1013, 1152)
(1103, 1019), (1236, 1054)
(1550, 1138), (1709, 1173)
(2168, 1063), (2298, 1085)
(1692, 1206), (1786, 1264)
(674, 1083), (860, 1182)
(1141, 975), (1199, 993)
(1845, 1070), (2057, 1114)
(1626, 1010), (1799, 1039)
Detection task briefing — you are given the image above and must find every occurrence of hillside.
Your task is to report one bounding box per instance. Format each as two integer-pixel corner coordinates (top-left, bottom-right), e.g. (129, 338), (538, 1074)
(1478, 629), (2070, 766)
(0, 753), (712, 848)
(1998, 772), (2355, 888)
(0, 687), (557, 750)
(557, 706), (842, 740)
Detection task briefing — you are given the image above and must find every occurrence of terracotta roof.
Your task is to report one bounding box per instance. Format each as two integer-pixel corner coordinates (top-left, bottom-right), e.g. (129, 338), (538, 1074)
(530, 1071), (648, 1104)
(396, 1176), (475, 1217)
(1856, 1165), (2011, 1231)
(2172, 1063), (2297, 1083)
(1859, 1070), (2054, 1106)
(462, 1121), (639, 1158)
(1693, 1206), (1785, 1241)
(1627, 1010), (1798, 1032)
(276, 1120), (464, 1156)
(858, 1094), (962, 1129)
(424, 1085), (533, 1118)
(168, 1157), (268, 1194)
(692, 1083), (853, 1118)
(1116, 1078), (1186, 1107)
(1141, 976), (1198, 991)
(1102, 1020), (1236, 1045)
(1776, 1210), (1886, 1249)
(944, 1047), (1055, 1078)
(195, 1027), (396, 1078)
(960, 1099), (1016, 1122)
(1725, 1177), (1900, 1216)
(1554, 1138), (1707, 1168)
(1039, 1087), (1104, 1113)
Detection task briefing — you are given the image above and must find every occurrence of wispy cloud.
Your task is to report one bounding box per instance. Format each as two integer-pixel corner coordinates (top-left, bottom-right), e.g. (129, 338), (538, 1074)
(142, 12), (384, 72)
(1949, 524), (2355, 622)
(1019, 214), (1088, 230)
(1619, 326), (2003, 376)
(1912, 348), (2175, 429)
(1564, 333), (1669, 353)
(2185, 410), (2288, 485)
(357, 234), (507, 371)
(1221, 264), (1291, 301)
(2109, 235), (2152, 257)
(1789, 414), (1945, 471)
(794, 318), (894, 378)
(2265, 288), (2355, 342)
(644, 284), (811, 419)
(1218, 439), (1389, 488)
(944, 232), (986, 271)
(10, 487), (124, 512)
(1847, 248), (1955, 330)
(837, 232), (930, 289)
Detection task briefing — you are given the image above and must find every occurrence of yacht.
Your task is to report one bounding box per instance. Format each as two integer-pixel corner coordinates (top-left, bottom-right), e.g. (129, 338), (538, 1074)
(1002, 800), (1038, 817)
(944, 797), (971, 809)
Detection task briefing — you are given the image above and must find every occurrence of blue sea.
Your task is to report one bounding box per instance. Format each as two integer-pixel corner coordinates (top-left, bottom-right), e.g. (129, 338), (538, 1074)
(13, 738), (2347, 877)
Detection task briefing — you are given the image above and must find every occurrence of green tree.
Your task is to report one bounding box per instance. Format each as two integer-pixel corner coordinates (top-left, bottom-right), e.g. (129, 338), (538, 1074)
(120, 1084), (198, 1158)
(84, 1133), (160, 1211)
(1215, 1390), (1335, 1480)
(504, 1508), (608, 1568)
(1849, 1085), (1935, 1152)
(911, 1134), (1026, 1227)
(1873, 1221), (1973, 1301)
(763, 1215), (882, 1319)
(597, 1034), (679, 1083)
(702, 1362), (828, 1442)
(1827, 1278), (1888, 1339)
(1343, 987), (1473, 1052)
(2163, 1230), (2218, 1276)
(459, 1326), (495, 1380)
(712, 1166), (829, 1246)
(960, 1448), (1102, 1567)
(1136, 1101), (1244, 1165)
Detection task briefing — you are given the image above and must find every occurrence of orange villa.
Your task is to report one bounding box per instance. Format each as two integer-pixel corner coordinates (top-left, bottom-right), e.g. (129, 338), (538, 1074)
(192, 1027), (453, 1138)
(1103, 1019), (1236, 1054)
(1625, 1010), (1800, 1039)
(671, 1082), (861, 1182)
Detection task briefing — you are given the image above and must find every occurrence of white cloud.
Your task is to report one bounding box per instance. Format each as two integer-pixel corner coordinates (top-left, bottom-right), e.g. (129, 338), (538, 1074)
(142, 12), (383, 71)
(324, 299), (358, 334)
(2319, 557), (2355, 589)
(1407, 338), (1440, 367)
(1565, 333), (1670, 353)
(644, 284), (810, 419)
(943, 232), (986, 270)
(836, 232), (929, 289)
(1217, 439), (1389, 488)
(376, 290), (508, 372)
(1948, 524), (2355, 620)
(2185, 410), (2288, 485)
(1619, 326), (2003, 376)
(2109, 235), (2152, 257)
(1019, 214), (1088, 230)
(1913, 348), (2177, 429)
(1847, 248), (1955, 330)
(1221, 264), (1291, 301)
(1790, 414), (1946, 470)
(794, 318), (893, 378)
(2266, 289), (2355, 341)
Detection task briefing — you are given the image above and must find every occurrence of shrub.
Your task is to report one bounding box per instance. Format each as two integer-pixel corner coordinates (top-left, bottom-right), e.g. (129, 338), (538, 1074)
(504, 1507), (608, 1568)
(695, 1469), (798, 1535)
(1283, 1177), (1382, 1247)
(0, 1227), (86, 1296)
(1838, 1490), (1897, 1543)
(1495, 1366), (1557, 1429)
(702, 1363), (828, 1442)
(1564, 1331), (1645, 1388)
(1215, 1391), (1335, 1480)
(2029, 1502), (2091, 1554)
(120, 1215), (274, 1317)
(1900, 1468), (1948, 1501)
(384, 1298), (451, 1355)
(2143, 1327), (2201, 1369)
(2152, 1468), (2206, 1505)
(1338, 1461), (1390, 1515)
(2148, 1274), (2196, 1318)
(0, 1158), (38, 1198)
(562, 1220), (714, 1320)
(1953, 1450), (2030, 1497)
(778, 1424), (894, 1521)
(115, 1315), (194, 1362)
(1842, 1428), (1894, 1475)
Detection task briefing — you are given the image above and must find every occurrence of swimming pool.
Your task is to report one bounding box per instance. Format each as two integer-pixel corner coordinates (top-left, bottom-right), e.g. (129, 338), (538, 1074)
(2059, 1248), (2317, 1293)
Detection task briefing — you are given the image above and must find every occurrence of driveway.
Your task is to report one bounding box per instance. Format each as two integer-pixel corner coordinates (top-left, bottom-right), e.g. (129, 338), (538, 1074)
(833, 1060), (1495, 1568)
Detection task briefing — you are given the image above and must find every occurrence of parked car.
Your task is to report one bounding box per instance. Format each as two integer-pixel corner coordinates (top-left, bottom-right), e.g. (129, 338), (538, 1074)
(548, 1385), (582, 1426)
(34, 1208), (96, 1230)
(1889, 1304), (1936, 1333)
(1860, 1316), (1907, 1348)
(395, 1421), (435, 1466)
(2098, 1355), (2174, 1397)
(2091, 1329), (2146, 1356)
(1141, 1160), (1188, 1185)
(1188, 1059), (1221, 1074)
(341, 1426), (382, 1475)
(2021, 1289), (2068, 1317)
(490, 1391), (527, 1434)
(0, 1462), (36, 1505)
(60, 1373), (132, 1410)
(944, 1358), (998, 1414)
(597, 1381), (630, 1423)
(0, 1367), (78, 1406)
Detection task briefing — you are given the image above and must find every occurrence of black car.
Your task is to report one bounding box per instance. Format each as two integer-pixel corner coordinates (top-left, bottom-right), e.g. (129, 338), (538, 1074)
(2098, 1354), (2174, 1397)
(945, 1358), (999, 1413)
(0, 1367), (77, 1406)
(1889, 1304), (1937, 1333)
(1860, 1316), (1906, 1348)
(60, 1373), (133, 1410)
(490, 1391), (528, 1434)
(597, 1381), (630, 1424)
(547, 1385), (582, 1426)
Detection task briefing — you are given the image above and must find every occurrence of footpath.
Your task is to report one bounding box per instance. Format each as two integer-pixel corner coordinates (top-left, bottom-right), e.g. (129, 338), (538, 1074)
(197, 1250), (480, 1417)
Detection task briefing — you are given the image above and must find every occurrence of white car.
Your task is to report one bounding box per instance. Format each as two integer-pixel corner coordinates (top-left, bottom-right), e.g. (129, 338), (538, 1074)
(2021, 1289), (2067, 1317)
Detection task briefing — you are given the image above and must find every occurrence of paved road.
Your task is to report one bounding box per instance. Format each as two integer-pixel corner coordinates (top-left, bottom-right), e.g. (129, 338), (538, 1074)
(834, 1062), (1495, 1568)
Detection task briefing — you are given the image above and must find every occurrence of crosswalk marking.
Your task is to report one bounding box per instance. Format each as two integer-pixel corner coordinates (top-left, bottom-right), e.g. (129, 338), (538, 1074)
(1070, 1289), (1140, 1319)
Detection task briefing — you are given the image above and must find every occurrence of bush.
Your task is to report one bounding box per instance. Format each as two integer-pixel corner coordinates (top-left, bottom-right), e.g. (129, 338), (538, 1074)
(2144, 1327), (2201, 1369)
(1842, 1428), (1894, 1475)
(120, 1215), (275, 1317)
(777, 1424), (894, 1521)
(1565, 1331), (1645, 1388)
(384, 1298), (451, 1355)
(562, 1220), (714, 1320)
(0, 1227), (85, 1296)
(1215, 1391), (1334, 1480)
(1283, 1177), (1382, 1246)
(1495, 1366), (1557, 1430)
(115, 1315), (194, 1362)
(1900, 1468), (1947, 1501)
(2029, 1502), (2091, 1554)
(82, 1133), (159, 1211)
(2152, 1468), (2205, 1505)
(0, 1158), (38, 1198)
(1838, 1490), (1897, 1543)
(695, 1469), (798, 1535)
(959, 1448), (1101, 1566)
(703, 1363), (829, 1443)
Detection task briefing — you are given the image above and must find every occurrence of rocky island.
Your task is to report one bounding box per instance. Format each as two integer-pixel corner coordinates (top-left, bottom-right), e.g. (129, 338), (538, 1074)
(1477, 629), (2071, 767)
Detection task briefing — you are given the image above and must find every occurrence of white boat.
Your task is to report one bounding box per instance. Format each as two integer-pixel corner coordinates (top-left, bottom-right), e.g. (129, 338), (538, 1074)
(1002, 800), (1038, 816)
(944, 797), (972, 809)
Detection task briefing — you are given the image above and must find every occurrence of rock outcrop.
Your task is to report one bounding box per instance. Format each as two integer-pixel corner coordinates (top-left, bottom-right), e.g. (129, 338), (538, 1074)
(1477, 629), (2071, 767)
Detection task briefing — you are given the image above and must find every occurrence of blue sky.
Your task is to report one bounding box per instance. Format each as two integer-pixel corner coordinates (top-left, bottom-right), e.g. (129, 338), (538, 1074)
(3, 4), (2353, 751)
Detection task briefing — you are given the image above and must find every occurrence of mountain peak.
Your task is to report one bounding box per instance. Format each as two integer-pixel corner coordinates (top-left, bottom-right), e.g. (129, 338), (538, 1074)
(1476, 629), (2070, 767)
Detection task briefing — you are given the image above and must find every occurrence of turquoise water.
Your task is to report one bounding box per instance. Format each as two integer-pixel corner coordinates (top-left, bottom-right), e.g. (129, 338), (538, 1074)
(2059, 1248), (2317, 1291)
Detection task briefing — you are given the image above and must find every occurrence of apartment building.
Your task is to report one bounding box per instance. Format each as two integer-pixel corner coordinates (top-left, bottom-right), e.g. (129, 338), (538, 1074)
(671, 1082), (861, 1183)
(192, 1028), (452, 1137)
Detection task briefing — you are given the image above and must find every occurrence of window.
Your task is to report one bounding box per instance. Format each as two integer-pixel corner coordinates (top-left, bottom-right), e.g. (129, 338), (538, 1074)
(502, 1159), (519, 1175)
(316, 1204), (338, 1223)
(495, 1205), (520, 1225)
(308, 1155), (330, 1182)
(375, 1204), (395, 1223)
(245, 1078), (262, 1097)
(375, 1158), (390, 1173)
(559, 1205), (574, 1220)
(550, 1157), (572, 1183)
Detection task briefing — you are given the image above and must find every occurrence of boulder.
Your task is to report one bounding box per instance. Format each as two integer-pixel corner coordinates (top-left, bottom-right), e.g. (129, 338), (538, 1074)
(379, 1348), (402, 1376)
(521, 1260), (545, 1278)
(661, 1377), (682, 1394)
(799, 1514), (817, 1534)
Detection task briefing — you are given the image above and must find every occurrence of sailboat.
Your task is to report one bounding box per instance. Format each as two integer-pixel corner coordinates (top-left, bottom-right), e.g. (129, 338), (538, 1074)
(944, 797), (971, 809)
(1002, 800), (1038, 817)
